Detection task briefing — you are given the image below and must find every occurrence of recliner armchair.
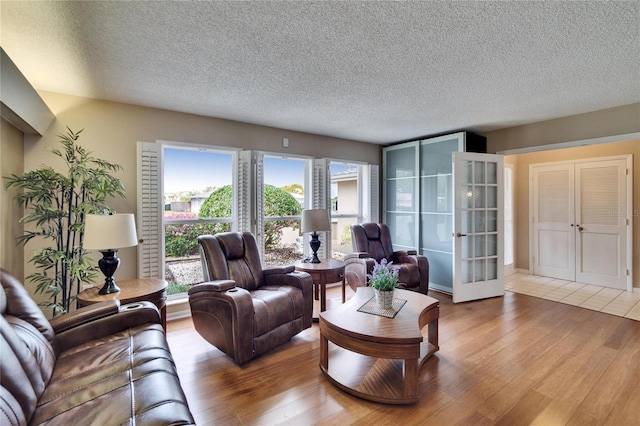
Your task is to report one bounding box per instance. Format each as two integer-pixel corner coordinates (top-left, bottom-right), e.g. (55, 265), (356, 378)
(345, 223), (429, 294)
(188, 232), (313, 365)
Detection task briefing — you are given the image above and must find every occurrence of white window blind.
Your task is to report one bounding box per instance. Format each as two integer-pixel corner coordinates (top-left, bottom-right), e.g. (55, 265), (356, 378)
(309, 158), (331, 259)
(237, 150), (253, 233)
(136, 142), (163, 279)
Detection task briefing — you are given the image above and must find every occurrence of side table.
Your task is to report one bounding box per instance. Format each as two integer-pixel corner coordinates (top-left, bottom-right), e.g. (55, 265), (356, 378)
(77, 278), (168, 330)
(293, 259), (345, 320)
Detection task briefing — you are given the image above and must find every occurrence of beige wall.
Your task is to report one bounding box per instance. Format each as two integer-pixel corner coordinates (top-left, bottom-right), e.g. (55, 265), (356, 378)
(1, 118), (25, 279)
(485, 103), (639, 154)
(22, 91), (381, 288)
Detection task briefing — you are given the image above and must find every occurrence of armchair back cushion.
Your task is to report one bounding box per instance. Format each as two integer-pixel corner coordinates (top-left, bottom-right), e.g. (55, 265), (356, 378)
(351, 222), (395, 262)
(200, 231), (264, 290)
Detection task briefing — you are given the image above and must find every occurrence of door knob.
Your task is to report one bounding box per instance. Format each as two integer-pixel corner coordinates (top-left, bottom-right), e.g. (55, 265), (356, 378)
(578, 226), (584, 232)
(456, 232), (468, 238)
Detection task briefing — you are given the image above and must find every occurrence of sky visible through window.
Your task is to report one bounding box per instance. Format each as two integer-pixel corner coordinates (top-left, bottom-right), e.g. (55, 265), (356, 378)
(164, 148), (232, 193)
(164, 147), (354, 194)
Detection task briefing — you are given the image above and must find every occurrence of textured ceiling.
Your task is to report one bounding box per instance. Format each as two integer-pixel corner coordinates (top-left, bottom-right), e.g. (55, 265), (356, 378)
(1, 1), (638, 144)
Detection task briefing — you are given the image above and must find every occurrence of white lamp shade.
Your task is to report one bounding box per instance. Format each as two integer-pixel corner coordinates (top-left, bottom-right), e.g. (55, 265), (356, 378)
(83, 214), (138, 250)
(301, 209), (331, 233)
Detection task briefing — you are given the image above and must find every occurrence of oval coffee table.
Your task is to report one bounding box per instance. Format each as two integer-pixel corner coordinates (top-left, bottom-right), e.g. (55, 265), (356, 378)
(319, 287), (439, 404)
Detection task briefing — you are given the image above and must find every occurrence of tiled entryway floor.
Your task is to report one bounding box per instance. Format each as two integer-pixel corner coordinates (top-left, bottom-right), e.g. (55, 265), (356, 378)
(505, 272), (640, 321)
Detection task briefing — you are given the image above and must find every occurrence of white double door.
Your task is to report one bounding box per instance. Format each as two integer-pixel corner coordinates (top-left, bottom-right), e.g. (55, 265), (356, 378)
(531, 156), (632, 290)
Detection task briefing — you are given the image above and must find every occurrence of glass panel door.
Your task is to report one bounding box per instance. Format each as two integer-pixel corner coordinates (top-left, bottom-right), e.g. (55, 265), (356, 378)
(384, 142), (419, 251)
(453, 152), (504, 303)
(419, 135), (462, 293)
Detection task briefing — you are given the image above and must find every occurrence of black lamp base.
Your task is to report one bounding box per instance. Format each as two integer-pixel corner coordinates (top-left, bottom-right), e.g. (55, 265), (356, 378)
(97, 249), (121, 294)
(309, 232), (321, 263)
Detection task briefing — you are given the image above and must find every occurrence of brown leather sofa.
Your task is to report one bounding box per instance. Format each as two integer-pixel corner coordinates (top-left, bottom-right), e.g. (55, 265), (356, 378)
(345, 223), (430, 294)
(189, 232), (313, 365)
(0, 269), (194, 426)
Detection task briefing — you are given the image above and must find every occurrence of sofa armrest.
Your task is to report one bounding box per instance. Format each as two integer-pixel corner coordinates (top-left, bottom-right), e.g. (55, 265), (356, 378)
(188, 281), (255, 364)
(263, 265), (295, 275)
(344, 255), (377, 291)
(264, 270), (311, 290)
(188, 279), (236, 293)
(50, 300), (120, 334)
(344, 252), (371, 261)
(53, 301), (162, 352)
(393, 249), (417, 257)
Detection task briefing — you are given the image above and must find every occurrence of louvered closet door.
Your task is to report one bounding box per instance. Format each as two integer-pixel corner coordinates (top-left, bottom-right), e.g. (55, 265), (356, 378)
(532, 164), (576, 281)
(575, 159), (628, 289)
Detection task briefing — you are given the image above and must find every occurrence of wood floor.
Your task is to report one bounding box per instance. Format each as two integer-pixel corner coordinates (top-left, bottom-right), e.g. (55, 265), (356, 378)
(166, 286), (640, 425)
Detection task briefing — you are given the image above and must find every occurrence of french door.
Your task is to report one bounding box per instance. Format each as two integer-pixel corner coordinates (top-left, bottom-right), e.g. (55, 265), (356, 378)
(531, 156), (632, 290)
(453, 152), (505, 303)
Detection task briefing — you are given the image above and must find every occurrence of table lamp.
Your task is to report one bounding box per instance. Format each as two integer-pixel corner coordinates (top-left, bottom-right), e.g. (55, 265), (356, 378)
(301, 209), (331, 263)
(83, 213), (138, 294)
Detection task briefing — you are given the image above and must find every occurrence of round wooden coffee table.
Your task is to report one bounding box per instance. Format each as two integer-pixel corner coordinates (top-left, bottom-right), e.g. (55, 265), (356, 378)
(319, 287), (439, 404)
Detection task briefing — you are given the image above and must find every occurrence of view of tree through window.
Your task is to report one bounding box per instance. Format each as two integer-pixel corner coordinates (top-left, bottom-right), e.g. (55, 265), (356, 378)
(163, 147), (233, 296)
(262, 156), (305, 267)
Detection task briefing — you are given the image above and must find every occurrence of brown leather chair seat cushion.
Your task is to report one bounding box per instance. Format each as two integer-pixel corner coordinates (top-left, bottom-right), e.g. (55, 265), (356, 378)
(252, 285), (305, 336)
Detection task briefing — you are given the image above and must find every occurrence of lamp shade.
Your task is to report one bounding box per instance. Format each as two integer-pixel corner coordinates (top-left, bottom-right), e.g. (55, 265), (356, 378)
(301, 209), (331, 233)
(83, 214), (138, 250)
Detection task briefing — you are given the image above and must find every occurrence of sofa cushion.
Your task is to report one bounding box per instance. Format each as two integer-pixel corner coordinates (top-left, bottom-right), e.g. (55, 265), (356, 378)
(31, 323), (193, 425)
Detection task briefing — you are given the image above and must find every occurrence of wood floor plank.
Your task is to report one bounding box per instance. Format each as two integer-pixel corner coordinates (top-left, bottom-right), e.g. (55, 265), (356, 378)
(578, 339), (640, 421)
(166, 287), (640, 425)
(494, 389), (552, 426)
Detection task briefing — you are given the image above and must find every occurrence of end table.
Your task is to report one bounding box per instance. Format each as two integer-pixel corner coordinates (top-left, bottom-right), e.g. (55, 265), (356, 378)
(293, 258), (345, 320)
(77, 278), (168, 330)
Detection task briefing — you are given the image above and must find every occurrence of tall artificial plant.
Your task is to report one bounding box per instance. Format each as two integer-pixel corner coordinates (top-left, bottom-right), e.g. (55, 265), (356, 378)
(4, 128), (125, 316)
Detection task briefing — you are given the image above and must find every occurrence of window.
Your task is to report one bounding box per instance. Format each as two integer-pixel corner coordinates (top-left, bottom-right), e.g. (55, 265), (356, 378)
(162, 146), (235, 296)
(261, 155), (306, 267)
(138, 142), (379, 299)
(330, 161), (379, 259)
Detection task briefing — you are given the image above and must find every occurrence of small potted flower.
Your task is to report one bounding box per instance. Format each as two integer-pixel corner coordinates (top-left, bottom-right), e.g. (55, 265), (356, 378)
(368, 258), (399, 309)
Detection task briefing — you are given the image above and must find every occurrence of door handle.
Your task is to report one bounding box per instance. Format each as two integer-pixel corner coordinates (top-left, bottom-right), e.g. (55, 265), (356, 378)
(578, 226), (584, 232)
(456, 232), (468, 238)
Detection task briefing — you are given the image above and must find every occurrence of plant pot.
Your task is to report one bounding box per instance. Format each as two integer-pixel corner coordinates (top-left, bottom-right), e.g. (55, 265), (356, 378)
(374, 289), (394, 309)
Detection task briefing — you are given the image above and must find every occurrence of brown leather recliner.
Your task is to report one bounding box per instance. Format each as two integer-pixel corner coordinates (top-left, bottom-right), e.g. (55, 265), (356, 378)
(0, 268), (194, 426)
(345, 223), (430, 294)
(189, 232), (313, 365)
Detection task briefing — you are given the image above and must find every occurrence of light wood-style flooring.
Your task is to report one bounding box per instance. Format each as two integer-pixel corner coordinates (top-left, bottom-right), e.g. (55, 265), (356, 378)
(166, 286), (640, 425)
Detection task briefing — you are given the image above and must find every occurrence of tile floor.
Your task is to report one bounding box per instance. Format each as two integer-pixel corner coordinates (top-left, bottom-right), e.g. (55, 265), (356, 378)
(505, 272), (640, 321)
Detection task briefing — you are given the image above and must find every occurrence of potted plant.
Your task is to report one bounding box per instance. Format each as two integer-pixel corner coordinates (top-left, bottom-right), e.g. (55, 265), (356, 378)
(4, 128), (125, 316)
(368, 258), (399, 309)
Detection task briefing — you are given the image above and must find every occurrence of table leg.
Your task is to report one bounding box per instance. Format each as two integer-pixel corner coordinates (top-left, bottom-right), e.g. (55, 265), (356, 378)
(320, 333), (329, 371)
(404, 358), (419, 398)
(320, 281), (326, 312)
(428, 317), (439, 349)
